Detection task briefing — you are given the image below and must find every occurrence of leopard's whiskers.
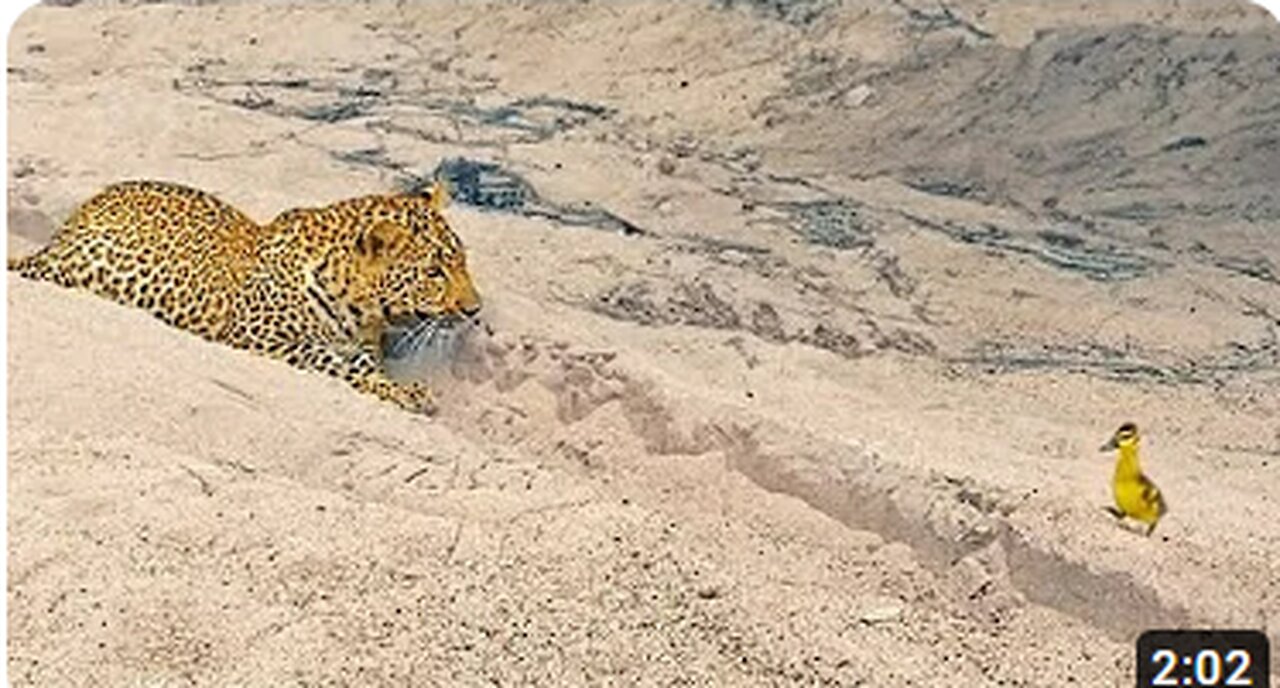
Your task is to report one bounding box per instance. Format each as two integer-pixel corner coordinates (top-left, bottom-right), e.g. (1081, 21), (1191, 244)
(388, 317), (440, 359)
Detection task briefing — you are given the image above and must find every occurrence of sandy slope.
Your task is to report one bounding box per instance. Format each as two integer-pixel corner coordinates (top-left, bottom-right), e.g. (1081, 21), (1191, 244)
(8, 2), (1280, 686)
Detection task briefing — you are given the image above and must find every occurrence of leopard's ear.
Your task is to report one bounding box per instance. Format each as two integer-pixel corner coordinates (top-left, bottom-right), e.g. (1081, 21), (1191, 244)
(355, 220), (405, 259)
(428, 178), (450, 211)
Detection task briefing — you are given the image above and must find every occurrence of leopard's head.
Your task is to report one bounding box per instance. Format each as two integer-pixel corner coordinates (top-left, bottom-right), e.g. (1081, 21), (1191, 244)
(328, 181), (481, 344)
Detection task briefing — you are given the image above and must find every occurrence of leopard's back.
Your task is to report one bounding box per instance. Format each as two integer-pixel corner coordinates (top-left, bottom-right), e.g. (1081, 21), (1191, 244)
(10, 180), (260, 338)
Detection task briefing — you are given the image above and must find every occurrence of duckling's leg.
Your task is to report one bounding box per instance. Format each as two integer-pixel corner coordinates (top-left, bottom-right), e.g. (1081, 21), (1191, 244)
(1145, 521), (1159, 537)
(1103, 506), (1124, 519)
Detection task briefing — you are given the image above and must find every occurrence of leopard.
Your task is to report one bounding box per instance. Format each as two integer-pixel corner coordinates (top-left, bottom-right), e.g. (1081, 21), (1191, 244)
(8, 179), (481, 414)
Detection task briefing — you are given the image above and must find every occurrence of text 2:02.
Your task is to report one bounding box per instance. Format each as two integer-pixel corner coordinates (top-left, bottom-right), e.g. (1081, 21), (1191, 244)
(1151, 649), (1254, 686)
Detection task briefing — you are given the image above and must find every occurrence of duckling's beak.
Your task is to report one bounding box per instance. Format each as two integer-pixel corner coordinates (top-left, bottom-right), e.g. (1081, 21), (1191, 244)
(1099, 436), (1119, 452)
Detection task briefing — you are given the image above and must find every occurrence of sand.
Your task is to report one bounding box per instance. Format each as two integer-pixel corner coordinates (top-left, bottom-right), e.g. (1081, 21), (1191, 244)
(7, 2), (1279, 685)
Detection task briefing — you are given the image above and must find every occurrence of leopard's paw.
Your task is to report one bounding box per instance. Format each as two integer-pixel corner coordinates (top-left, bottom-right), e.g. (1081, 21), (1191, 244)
(391, 379), (438, 415)
(355, 375), (438, 415)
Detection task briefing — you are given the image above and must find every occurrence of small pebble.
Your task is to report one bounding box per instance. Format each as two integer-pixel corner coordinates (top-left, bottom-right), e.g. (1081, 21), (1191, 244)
(858, 599), (904, 624)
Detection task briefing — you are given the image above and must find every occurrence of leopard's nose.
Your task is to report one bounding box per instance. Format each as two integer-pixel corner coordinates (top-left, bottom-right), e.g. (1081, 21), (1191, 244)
(453, 280), (482, 319)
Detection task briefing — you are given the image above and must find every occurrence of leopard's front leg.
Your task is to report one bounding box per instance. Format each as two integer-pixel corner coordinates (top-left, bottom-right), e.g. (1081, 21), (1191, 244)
(348, 371), (438, 415)
(267, 340), (437, 414)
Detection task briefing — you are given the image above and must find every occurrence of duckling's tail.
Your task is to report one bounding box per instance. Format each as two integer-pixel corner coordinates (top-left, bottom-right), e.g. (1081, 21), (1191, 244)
(1145, 488), (1168, 537)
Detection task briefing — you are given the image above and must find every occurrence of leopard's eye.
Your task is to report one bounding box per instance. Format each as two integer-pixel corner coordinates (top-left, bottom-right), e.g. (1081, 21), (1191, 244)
(424, 266), (444, 278)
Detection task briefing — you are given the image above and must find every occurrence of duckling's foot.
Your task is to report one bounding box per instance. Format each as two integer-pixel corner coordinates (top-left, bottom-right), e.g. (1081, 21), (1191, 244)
(1102, 506), (1124, 520)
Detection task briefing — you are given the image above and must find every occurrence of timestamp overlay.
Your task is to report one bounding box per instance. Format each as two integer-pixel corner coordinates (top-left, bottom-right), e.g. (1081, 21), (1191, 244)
(1137, 630), (1270, 688)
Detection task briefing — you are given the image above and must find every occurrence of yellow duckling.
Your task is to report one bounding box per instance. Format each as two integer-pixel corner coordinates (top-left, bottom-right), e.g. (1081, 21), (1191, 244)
(1100, 422), (1167, 536)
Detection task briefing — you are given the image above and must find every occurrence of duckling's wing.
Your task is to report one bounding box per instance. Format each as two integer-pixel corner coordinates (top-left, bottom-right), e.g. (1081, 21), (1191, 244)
(1139, 475), (1167, 516)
